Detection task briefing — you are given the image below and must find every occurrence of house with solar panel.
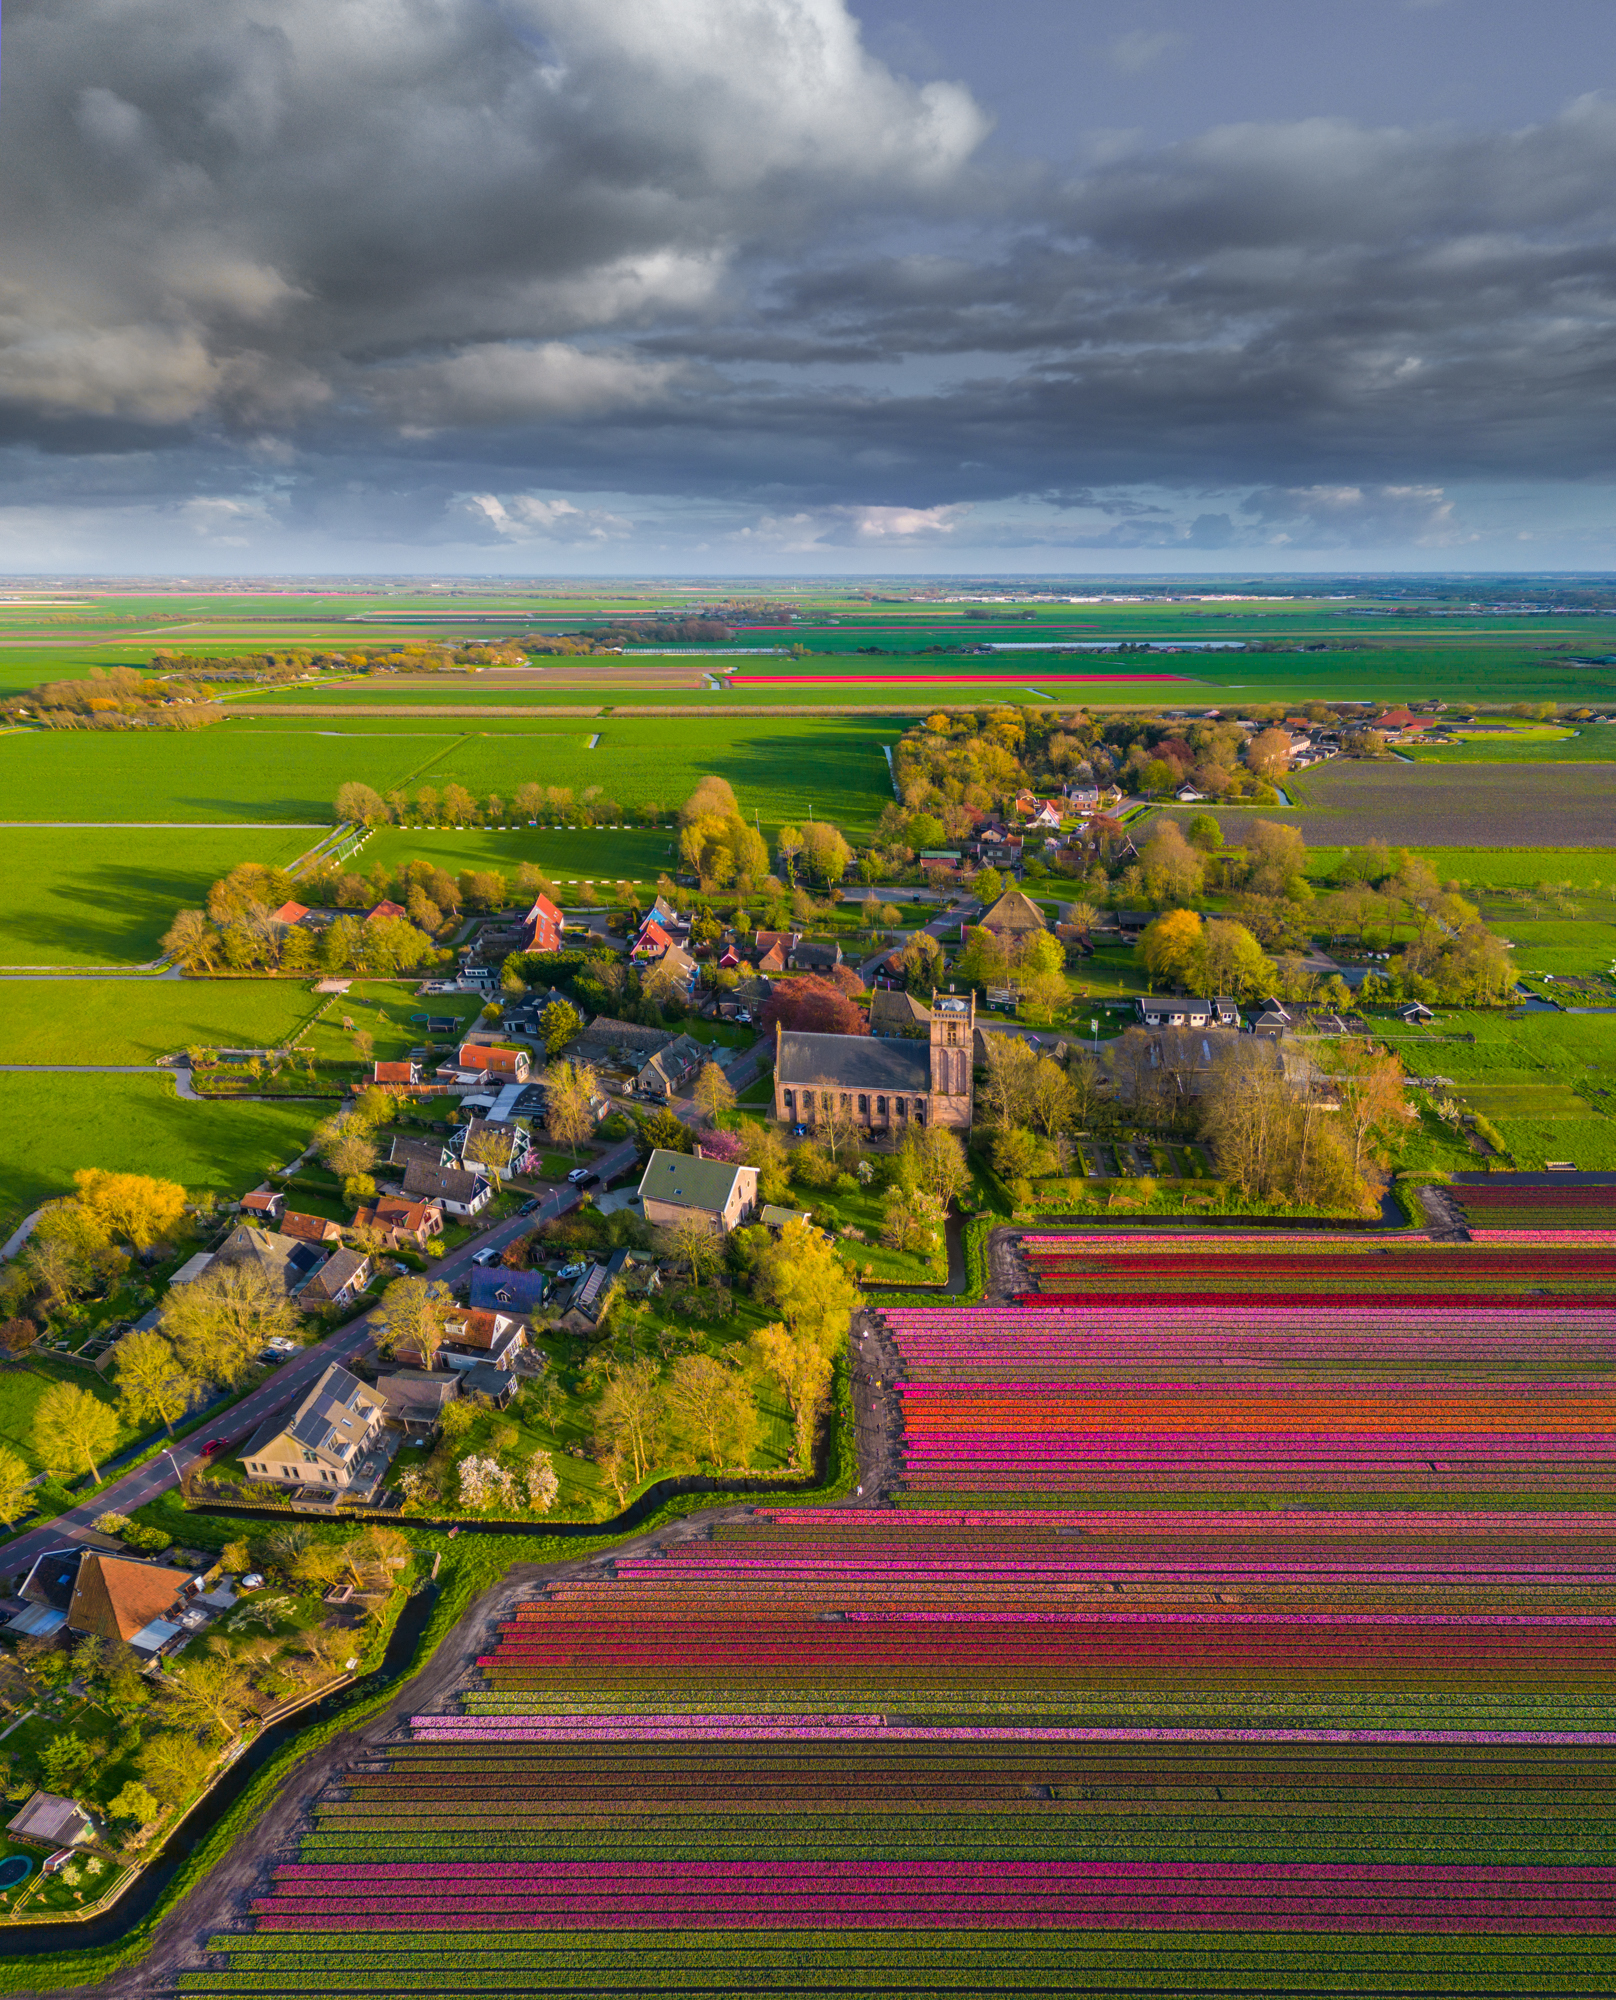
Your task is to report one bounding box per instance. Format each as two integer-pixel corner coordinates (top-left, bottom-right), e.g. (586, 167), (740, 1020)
(240, 1363), (393, 1497)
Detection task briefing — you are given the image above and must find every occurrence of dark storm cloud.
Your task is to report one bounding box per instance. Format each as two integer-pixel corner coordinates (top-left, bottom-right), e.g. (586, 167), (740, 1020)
(5, 0), (1616, 557)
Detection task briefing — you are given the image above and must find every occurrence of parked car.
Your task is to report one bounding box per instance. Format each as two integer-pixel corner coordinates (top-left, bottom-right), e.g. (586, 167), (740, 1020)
(471, 1248), (501, 1266)
(519, 1199), (540, 1215)
(566, 1166), (592, 1184)
(199, 1437), (233, 1458)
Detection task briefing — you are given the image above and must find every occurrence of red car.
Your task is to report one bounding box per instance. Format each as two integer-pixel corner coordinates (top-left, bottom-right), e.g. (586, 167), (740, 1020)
(199, 1438), (232, 1458)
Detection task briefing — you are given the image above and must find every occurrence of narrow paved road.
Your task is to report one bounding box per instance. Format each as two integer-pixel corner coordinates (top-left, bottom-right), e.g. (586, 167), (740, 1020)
(0, 1173), (599, 1590)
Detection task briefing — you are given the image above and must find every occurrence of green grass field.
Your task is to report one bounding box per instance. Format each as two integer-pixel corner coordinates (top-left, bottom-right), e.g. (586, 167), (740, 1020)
(360, 824), (677, 891)
(0, 827), (315, 967)
(0, 978), (329, 1062)
(0, 726), (439, 823)
(1407, 722), (1616, 762)
(0, 1072), (318, 1231)
(0, 1359), (136, 1476)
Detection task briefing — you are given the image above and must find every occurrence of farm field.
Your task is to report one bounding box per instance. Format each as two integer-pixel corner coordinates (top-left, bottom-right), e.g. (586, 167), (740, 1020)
(0, 1072), (317, 1234)
(0, 827), (314, 967)
(1147, 766), (1616, 850)
(1408, 724), (1616, 763)
(195, 1209), (1616, 1997)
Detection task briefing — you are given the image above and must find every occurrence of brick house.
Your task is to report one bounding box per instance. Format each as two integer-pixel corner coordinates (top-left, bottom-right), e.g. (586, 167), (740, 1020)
(636, 1148), (759, 1235)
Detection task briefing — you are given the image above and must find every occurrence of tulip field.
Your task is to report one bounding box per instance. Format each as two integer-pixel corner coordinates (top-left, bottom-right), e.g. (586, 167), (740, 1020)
(185, 1203), (1616, 1993)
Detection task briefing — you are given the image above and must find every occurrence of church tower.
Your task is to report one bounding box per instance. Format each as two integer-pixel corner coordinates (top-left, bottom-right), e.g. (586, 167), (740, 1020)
(928, 990), (975, 1130)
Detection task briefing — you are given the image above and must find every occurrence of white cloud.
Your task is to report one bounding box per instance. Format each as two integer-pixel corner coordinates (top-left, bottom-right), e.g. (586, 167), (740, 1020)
(453, 493), (634, 541)
(372, 343), (680, 430)
(1108, 29), (1189, 74)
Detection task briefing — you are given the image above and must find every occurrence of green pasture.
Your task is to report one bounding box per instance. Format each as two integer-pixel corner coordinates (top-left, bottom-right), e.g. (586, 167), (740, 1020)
(0, 726), (439, 823)
(1452, 1082), (1594, 1118)
(1407, 722), (1616, 762)
(1492, 1117), (1616, 1169)
(0, 1359), (135, 1476)
(360, 824), (676, 890)
(301, 980), (480, 1061)
(0, 827), (314, 967)
(0, 1072), (318, 1231)
(397, 714), (901, 837)
(0, 978), (326, 1063)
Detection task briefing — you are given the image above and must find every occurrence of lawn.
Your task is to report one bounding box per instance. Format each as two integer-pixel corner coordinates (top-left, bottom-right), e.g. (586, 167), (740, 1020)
(0, 828), (315, 967)
(0, 1358), (137, 1476)
(301, 981), (481, 1062)
(0, 1073), (319, 1235)
(0, 979), (330, 1063)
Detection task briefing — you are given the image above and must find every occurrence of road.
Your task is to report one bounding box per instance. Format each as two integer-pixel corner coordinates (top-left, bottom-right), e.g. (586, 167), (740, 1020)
(857, 902), (974, 985)
(0, 1152), (639, 1590)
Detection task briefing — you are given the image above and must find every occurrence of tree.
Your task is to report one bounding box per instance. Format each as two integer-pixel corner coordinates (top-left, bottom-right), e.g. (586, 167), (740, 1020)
(904, 1124), (970, 1208)
(39, 1731), (96, 1792)
(664, 1211), (724, 1288)
(0, 1446), (30, 1526)
(161, 1648), (255, 1741)
(379, 1277), (453, 1370)
(642, 1105), (693, 1154)
(541, 999), (582, 1055)
(109, 1779), (162, 1828)
(759, 977), (868, 1039)
(33, 1381), (119, 1483)
(972, 866), (1004, 905)
(978, 1034), (1040, 1129)
(881, 1184), (945, 1254)
(753, 1217), (859, 1350)
(1185, 813), (1221, 853)
(1197, 918), (1273, 999)
(775, 825), (804, 881)
(524, 1449), (560, 1513)
(693, 1061), (736, 1124)
(664, 1354), (759, 1469)
(595, 1359), (663, 1483)
(313, 1114), (379, 1182)
(1026, 1056), (1078, 1139)
(750, 1319), (835, 1466)
(1333, 1042), (1411, 1180)
(163, 1261), (301, 1390)
(463, 1126), (512, 1193)
(801, 821), (854, 886)
(544, 1059), (600, 1159)
(1246, 727), (1294, 783)
(161, 909), (218, 972)
(1139, 909), (1203, 990)
(113, 1328), (196, 1438)
(954, 925), (1011, 991)
(897, 931), (944, 989)
(72, 1170), (187, 1251)
(334, 782), (388, 827)
(1138, 821), (1205, 909)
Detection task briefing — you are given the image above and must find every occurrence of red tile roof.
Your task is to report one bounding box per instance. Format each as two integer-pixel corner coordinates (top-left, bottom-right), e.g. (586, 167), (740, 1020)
(270, 901), (310, 925)
(373, 1061), (417, 1083)
(365, 899), (407, 923)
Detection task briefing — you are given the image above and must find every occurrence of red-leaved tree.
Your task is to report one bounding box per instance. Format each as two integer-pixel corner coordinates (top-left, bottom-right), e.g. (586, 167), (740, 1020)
(761, 975), (869, 1038)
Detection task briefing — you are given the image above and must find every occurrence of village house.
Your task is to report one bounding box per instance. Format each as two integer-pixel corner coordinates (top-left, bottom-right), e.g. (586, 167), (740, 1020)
(238, 1188), (284, 1223)
(8, 1792), (97, 1852)
(351, 1195), (444, 1250)
(1134, 996), (1241, 1030)
(458, 1041), (531, 1082)
(470, 1265), (551, 1315)
(296, 1245), (372, 1311)
(637, 1147), (760, 1235)
(631, 918), (678, 960)
(373, 1369), (459, 1438)
(789, 938), (843, 974)
(213, 1225), (328, 1297)
(456, 1116), (536, 1180)
(241, 1363), (390, 1493)
(433, 1308), (527, 1373)
(372, 1059), (422, 1087)
(280, 1211), (344, 1246)
(774, 992), (975, 1138)
(18, 1546), (207, 1657)
(400, 1160), (493, 1217)
(632, 1033), (712, 1100)
(970, 887), (1048, 946)
(517, 891), (565, 953)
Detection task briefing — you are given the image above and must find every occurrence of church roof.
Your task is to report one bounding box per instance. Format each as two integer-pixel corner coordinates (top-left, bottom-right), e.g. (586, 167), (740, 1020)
(776, 1030), (930, 1094)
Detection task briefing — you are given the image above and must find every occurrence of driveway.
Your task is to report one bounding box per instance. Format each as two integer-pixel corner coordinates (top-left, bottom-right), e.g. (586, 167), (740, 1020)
(857, 903), (974, 986)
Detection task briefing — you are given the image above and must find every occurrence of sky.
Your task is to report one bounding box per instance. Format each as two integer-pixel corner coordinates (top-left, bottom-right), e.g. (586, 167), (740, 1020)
(4, 0), (1616, 575)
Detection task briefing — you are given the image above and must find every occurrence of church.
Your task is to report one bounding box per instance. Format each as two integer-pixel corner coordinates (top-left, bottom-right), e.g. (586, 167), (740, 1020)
(773, 992), (974, 1139)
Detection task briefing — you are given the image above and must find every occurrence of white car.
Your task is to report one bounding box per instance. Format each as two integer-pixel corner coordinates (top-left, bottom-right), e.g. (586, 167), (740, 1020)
(472, 1248), (501, 1266)
(566, 1166), (592, 1184)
